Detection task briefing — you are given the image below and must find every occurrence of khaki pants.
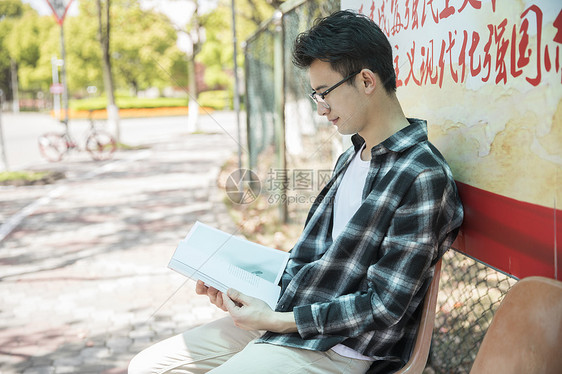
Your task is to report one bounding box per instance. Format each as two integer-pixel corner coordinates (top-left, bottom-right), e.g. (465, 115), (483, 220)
(128, 317), (371, 374)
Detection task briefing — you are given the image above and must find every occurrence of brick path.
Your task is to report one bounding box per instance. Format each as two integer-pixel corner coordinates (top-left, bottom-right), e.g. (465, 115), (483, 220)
(0, 112), (241, 374)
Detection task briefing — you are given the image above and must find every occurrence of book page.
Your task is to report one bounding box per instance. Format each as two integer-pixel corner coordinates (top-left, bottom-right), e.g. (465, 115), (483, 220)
(201, 259), (281, 308)
(179, 221), (289, 284)
(227, 263), (260, 287)
(168, 222), (289, 309)
(169, 256), (281, 308)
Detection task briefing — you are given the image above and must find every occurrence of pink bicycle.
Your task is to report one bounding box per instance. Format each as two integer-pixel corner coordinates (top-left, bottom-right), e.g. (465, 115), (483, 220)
(38, 112), (117, 162)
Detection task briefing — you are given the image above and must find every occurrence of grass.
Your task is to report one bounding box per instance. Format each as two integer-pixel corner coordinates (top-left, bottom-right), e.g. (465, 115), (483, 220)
(116, 142), (149, 151)
(0, 170), (65, 186)
(0, 170), (50, 183)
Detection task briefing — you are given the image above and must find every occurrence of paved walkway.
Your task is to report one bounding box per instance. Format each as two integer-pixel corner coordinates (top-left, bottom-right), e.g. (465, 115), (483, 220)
(0, 112), (242, 373)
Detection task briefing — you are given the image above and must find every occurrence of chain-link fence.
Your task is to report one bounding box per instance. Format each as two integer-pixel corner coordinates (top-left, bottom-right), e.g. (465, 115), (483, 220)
(244, 20), (276, 172)
(282, 0), (344, 223)
(430, 250), (517, 373)
(243, 1), (518, 372)
(245, 0), (342, 223)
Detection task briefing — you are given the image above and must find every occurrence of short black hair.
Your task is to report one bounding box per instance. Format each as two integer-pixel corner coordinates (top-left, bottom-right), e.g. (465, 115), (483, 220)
(293, 10), (396, 93)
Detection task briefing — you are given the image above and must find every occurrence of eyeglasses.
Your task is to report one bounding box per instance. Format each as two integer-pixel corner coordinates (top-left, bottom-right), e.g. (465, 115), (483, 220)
(309, 71), (361, 109)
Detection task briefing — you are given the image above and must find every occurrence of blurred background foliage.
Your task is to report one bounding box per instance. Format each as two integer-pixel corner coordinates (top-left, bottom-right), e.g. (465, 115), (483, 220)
(0, 0), (285, 110)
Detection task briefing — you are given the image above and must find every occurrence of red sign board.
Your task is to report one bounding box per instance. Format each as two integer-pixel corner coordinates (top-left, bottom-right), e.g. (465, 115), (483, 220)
(45, 0), (74, 25)
(453, 182), (561, 280)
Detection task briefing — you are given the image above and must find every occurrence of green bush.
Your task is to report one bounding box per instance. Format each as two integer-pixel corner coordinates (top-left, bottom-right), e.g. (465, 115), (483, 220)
(70, 97), (189, 111)
(197, 90), (233, 110)
(70, 92), (234, 111)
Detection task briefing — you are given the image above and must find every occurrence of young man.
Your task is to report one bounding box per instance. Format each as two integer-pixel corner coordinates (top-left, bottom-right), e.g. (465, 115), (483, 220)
(129, 10), (463, 373)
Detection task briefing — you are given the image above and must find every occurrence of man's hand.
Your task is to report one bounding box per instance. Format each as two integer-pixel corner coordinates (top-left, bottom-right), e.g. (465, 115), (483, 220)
(222, 289), (298, 334)
(195, 280), (227, 311)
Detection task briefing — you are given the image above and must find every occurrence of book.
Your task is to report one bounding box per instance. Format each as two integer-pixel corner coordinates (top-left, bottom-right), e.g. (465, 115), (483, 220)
(168, 221), (290, 309)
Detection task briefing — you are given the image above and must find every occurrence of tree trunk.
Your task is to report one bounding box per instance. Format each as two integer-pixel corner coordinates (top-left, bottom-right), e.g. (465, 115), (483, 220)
(10, 59), (19, 113)
(186, 57), (199, 133)
(96, 0), (120, 143)
(186, 1), (202, 133)
(0, 92), (8, 171)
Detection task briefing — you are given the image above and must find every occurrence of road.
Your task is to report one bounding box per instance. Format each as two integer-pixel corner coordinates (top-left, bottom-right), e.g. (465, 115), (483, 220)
(0, 111), (244, 170)
(0, 111), (242, 373)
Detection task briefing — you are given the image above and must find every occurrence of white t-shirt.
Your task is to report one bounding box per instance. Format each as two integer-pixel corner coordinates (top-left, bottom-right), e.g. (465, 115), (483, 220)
(330, 145), (374, 361)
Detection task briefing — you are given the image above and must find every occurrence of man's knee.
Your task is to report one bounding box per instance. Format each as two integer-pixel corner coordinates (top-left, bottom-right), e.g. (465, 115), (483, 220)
(128, 349), (152, 374)
(126, 318), (260, 374)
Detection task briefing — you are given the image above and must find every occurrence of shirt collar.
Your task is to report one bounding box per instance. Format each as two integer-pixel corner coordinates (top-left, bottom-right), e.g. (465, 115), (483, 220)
(351, 118), (428, 156)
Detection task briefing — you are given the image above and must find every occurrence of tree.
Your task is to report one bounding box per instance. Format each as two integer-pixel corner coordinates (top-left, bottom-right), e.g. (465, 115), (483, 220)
(0, 0), (23, 19)
(197, 0), (283, 95)
(4, 4), (57, 111)
(0, 0), (24, 103)
(96, 0), (120, 142)
(0, 0), (283, 115)
(63, 1), (186, 95)
(141, 0), (202, 131)
(144, 0), (283, 130)
(63, 12), (103, 93)
(184, 1), (203, 132)
(103, 2), (186, 93)
(197, 5), (232, 90)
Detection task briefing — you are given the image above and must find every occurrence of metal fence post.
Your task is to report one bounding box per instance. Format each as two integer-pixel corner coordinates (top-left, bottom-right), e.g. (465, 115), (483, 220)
(231, 0), (243, 173)
(242, 40), (252, 170)
(273, 10), (288, 224)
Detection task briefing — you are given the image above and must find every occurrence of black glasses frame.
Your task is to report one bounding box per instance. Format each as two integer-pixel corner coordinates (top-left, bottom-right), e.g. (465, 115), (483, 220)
(309, 71), (361, 108)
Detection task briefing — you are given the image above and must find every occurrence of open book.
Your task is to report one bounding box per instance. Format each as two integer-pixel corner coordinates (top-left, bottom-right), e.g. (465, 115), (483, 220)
(168, 221), (290, 309)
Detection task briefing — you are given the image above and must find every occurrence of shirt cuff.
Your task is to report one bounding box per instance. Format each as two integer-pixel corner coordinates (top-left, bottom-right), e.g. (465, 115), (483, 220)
(293, 304), (319, 339)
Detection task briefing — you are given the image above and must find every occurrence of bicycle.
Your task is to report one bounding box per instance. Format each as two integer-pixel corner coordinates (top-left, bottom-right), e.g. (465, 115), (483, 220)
(38, 111), (117, 162)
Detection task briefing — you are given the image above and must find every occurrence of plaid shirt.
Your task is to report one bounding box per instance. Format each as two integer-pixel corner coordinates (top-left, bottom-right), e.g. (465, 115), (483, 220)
(257, 118), (463, 370)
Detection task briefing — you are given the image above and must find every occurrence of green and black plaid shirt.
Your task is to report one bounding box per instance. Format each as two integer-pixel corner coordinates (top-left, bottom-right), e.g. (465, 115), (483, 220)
(257, 118), (463, 370)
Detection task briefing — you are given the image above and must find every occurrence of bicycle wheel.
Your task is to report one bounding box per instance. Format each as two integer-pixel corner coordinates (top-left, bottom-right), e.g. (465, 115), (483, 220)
(85, 130), (117, 161)
(38, 132), (68, 162)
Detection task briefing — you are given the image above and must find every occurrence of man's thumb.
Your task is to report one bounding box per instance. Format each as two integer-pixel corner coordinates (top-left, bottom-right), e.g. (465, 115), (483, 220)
(227, 288), (246, 304)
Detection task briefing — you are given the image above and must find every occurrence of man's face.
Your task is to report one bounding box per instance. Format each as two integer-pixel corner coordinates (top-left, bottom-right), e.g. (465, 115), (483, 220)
(308, 60), (366, 135)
